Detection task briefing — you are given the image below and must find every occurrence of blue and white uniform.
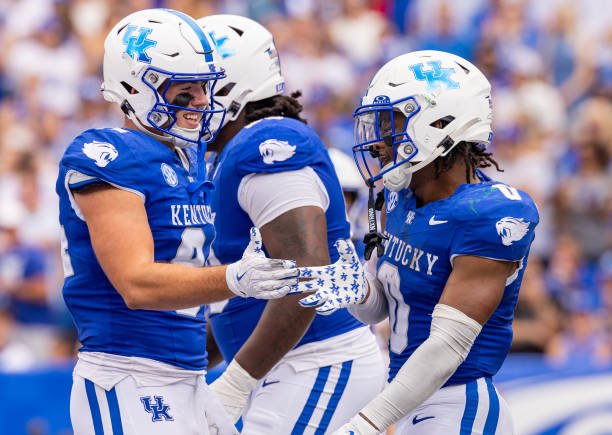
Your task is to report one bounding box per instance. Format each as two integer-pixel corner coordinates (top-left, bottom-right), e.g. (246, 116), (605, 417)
(378, 174), (539, 434)
(209, 117), (385, 434)
(57, 128), (233, 435)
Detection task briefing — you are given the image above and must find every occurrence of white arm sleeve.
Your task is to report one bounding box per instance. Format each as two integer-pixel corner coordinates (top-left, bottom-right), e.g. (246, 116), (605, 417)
(348, 271), (388, 324)
(237, 167), (329, 227)
(363, 249), (379, 276)
(356, 304), (483, 432)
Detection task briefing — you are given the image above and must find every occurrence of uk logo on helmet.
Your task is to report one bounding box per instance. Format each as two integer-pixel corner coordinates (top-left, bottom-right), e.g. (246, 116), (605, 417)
(122, 25), (157, 63)
(410, 61), (460, 91)
(208, 31), (235, 59)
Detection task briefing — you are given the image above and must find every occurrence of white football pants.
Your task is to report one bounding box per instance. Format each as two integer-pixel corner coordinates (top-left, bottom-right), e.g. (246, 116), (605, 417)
(70, 372), (237, 435)
(241, 349), (385, 434)
(395, 377), (515, 434)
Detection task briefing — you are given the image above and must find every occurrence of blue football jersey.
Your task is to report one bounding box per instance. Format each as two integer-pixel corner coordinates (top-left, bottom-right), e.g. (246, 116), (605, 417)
(57, 128), (215, 370)
(380, 174), (539, 385)
(209, 117), (363, 362)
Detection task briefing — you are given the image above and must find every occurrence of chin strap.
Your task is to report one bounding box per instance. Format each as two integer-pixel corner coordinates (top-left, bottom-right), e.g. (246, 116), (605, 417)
(187, 139), (215, 203)
(363, 182), (388, 261)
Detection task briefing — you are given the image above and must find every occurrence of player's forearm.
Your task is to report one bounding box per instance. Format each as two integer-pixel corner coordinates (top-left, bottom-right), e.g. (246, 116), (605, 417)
(235, 295), (316, 379)
(353, 305), (482, 432)
(115, 262), (233, 310)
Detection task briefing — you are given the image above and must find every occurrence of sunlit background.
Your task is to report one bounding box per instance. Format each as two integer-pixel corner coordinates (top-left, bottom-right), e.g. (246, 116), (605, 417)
(0, 0), (610, 434)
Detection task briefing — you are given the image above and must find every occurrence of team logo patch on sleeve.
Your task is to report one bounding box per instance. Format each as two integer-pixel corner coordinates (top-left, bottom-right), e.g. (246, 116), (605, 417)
(496, 217), (529, 246)
(161, 163), (178, 187)
(82, 141), (118, 167)
(259, 139), (296, 164)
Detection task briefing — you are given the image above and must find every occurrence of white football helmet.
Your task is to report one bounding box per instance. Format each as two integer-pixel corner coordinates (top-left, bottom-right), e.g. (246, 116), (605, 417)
(197, 14), (285, 130)
(101, 8), (226, 148)
(353, 50), (492, 191)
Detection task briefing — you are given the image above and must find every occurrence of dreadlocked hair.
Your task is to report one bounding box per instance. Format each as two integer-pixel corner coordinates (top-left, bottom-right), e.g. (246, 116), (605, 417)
(434, 141), (503, 182)
(244, 91), (308, 125)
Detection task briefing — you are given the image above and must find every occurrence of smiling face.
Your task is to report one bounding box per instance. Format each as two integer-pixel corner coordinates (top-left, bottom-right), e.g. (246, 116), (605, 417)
(163, 80), (210, 130)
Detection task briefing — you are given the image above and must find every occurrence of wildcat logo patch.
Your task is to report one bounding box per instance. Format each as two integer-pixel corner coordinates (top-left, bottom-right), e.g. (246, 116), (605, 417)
(496, 217), (529, 246)
(259, 139), (296, 164)
(82, 141), (118, 168)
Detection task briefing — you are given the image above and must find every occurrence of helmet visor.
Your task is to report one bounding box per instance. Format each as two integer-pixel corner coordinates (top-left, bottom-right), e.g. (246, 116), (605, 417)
(352, 96), (420, 185)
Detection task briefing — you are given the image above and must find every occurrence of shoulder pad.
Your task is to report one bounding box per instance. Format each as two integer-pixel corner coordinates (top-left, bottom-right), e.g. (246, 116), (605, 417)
(60, 128), (152, 195)
(449, 183), (540, 261)
(451, 183), (539, 224)
(228, 118), (325, 176)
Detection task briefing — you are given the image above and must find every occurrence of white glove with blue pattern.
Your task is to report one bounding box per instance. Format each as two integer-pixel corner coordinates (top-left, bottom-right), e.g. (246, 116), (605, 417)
(226, 227), (299, 299)
(297, 239), (367, 315)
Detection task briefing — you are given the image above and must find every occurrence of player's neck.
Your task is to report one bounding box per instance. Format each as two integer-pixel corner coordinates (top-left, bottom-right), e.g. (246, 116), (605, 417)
(122, 118), (176, 151)
(208, 112), (246, 153)
(411, 161), (477, 206)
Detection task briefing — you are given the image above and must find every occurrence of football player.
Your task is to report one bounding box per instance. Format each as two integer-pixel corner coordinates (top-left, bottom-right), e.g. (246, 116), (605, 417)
(56, 9), (305, 435)
(302, 50), (540, 434)
(198, 15), (385, 434)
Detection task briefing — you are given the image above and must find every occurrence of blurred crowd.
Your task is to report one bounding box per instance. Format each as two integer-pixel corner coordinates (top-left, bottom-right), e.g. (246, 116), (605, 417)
(0, 0), (610, 372)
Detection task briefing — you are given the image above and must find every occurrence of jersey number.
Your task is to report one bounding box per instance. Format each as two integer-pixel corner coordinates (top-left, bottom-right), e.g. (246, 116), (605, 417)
(378, 261), (410, 354)
(492, 184), (521, 201)
(172, 228), (207, 317)
(59, 226), (207, 317)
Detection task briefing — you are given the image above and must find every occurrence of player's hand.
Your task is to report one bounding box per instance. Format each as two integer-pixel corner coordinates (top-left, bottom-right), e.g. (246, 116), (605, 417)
(226, 227), (298, 299)
(209, 359), (258, 424)
(297, 239), (367, 315)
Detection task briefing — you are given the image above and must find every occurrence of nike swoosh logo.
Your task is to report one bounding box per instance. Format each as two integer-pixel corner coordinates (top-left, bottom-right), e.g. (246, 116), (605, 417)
(429, 216), (448, 225)
(262, 379), (280, 388)
(412, 415), (435, 424)
(235, 271), (247, 281)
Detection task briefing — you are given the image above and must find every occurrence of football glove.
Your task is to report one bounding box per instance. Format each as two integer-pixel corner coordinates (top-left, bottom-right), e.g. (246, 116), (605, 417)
(226, 227), (299, 299)
(297, 239), (367, 315)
